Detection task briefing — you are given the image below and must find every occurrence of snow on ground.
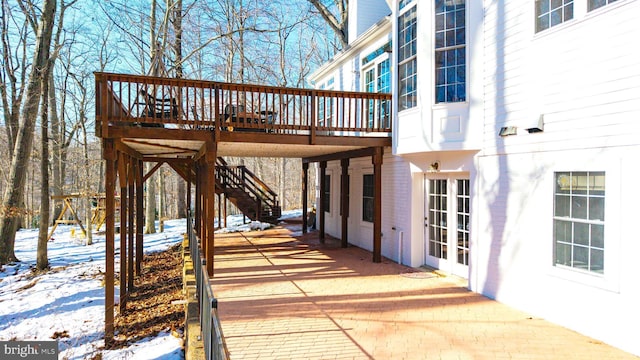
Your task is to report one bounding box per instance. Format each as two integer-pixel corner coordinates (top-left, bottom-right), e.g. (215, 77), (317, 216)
(0, 210), (302, 359)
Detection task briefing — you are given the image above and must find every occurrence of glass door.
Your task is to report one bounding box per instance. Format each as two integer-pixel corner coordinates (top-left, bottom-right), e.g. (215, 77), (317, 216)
(424, 176), (469, 278)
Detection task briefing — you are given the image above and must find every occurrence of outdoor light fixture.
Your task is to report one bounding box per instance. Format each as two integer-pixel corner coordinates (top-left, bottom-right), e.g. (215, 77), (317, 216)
(428, 161), (440, 172)
(499, 126), (517, 137)
(526, 114), (544, 133)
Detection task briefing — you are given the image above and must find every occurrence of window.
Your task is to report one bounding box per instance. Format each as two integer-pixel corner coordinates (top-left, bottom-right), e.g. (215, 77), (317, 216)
(399, 0), (413, 10)
(435, 0), (466, 103)
(318, 79), (334, 127)
(456, 179), (470, 266)
(323, 174), (331, 213)
(588, 0), (618, 11)
(428, 179), (448, 259)
(398, 4), (417, 111)
(535, 0), (574, 33)
(362, 174), (374, 222)
(364, 57), (391, 128)
(554, 172), (605, 274)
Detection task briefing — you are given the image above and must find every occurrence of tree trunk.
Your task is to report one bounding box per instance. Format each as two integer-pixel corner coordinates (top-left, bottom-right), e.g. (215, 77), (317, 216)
(0, 0), (56, 265)
(37, 65), (51, 270)
(171, 0), (187, 218)
(50, 70), (63, 223)
(177, 177), (186, 218)
(82, 121), (93, 246)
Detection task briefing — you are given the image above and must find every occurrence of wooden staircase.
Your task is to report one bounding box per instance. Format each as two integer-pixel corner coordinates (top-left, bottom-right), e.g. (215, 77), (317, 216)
(215, 158), (282, 224)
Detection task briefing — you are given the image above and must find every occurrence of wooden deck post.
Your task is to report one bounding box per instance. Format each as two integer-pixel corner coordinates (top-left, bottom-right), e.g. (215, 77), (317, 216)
(302, 162), (308, 233)
(127, 157), (135, 290)
(223, 194), (228, 228)
(217, 193), (222, 229)
(341, 158), (349, 248)
(186, 164), (192, 217)
(195, 164), (201, 237)
(103, 139), (116, 345)
(372, 147), (383, 263)
(118, 152), (128, 311)
(136, 159), (143, 275)
(206, 142), (217, 274)
(319, 161), (326, 243)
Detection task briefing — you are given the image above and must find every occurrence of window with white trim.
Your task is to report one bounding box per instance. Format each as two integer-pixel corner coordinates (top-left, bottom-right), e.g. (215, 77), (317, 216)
(364, 54), (390, 128)
(435, 0), (466, 103)
(398, 2), (417, 111)
(362, 174), (374, 222)
(588, 0), (619, 11)
(318, 78), (334, 127)
(535, 0), (574, 33)
(553, 172), (605, 274)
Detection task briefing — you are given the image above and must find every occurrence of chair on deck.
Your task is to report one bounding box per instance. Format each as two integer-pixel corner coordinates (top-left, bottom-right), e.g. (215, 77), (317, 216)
(223, 104), (277, 132)
(137, 89), (179, 126)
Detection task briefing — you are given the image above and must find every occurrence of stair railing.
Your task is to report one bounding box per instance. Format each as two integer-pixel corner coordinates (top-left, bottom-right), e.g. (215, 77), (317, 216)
(215, 158), (280, 221)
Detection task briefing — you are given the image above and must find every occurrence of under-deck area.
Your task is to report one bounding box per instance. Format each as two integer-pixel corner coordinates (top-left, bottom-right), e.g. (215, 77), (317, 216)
(95, 72), (392, 346)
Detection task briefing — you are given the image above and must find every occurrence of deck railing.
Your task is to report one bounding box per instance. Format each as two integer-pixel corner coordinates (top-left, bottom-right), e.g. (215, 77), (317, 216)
(188, 215), (229, 360)
(95, 72), (392, 137)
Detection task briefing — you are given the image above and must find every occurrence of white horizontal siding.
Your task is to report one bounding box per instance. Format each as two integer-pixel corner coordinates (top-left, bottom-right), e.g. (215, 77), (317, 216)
(483, 0), (640, 155)
(474, 146), (640, 356)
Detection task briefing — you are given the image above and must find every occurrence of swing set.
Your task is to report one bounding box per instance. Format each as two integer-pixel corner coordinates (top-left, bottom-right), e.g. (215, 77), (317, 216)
(47, 193), (120, 241)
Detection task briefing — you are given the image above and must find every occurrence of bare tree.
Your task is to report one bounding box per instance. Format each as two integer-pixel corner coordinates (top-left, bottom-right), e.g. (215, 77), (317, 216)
(0, 0), (29, 159)
(0, 0), (57, 265)
(36, 0), (77, 269)
(307, 0), (348, 48)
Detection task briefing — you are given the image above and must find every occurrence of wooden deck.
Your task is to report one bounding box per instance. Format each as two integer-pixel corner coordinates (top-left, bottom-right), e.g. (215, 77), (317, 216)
(95, 72), (391, 347)
(95, 72), (391, 159)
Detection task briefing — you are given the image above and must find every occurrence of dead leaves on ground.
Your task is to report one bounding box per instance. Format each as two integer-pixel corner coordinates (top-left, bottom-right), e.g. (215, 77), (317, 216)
(110, 243), (185, 349)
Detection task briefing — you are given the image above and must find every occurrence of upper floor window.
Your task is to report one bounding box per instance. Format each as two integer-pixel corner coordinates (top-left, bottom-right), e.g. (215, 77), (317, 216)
(317, 79), (334, 127)
(364, 57), (391, 128)
(399, 0), (413, 11)
(435, 0), (466, 103)
(398, 4), (417, 111)
(588, 0), (618, 11)
(554, 172), (605, 274)
(535, 0), (574, 33)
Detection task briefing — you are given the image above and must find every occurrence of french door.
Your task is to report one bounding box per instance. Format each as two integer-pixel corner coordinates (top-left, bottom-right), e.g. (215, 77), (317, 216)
(424, 175), (470, 278)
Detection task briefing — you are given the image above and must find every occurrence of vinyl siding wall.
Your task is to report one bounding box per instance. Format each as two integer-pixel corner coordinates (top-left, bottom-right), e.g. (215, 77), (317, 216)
(476, 0), (640, 355)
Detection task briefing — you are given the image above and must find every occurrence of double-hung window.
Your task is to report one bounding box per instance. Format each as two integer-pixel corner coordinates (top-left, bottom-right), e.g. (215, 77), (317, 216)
(435, 0), (466, 103)
(398, 2), (417, 111)
(363, 45), (391, 128)
(535, 0), (574, 33)
(553, 172), (605, 274)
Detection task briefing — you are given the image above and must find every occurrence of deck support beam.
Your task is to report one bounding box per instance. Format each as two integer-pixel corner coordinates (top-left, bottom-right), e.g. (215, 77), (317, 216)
(319, 161), (327, 243)
(340, 159), (349, 248)
(127, 157), (135, 292)
(103, 139), (116, 346)
(372, 147), (383, 263)
(302, 162), (309, 233)
(205, 142), (217, 275)
(136, 159), (144, 275)
(118, 152), (128, 312)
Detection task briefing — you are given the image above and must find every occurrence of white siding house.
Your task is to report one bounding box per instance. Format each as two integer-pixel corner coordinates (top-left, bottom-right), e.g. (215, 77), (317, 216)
(310, 0), (640, 356)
